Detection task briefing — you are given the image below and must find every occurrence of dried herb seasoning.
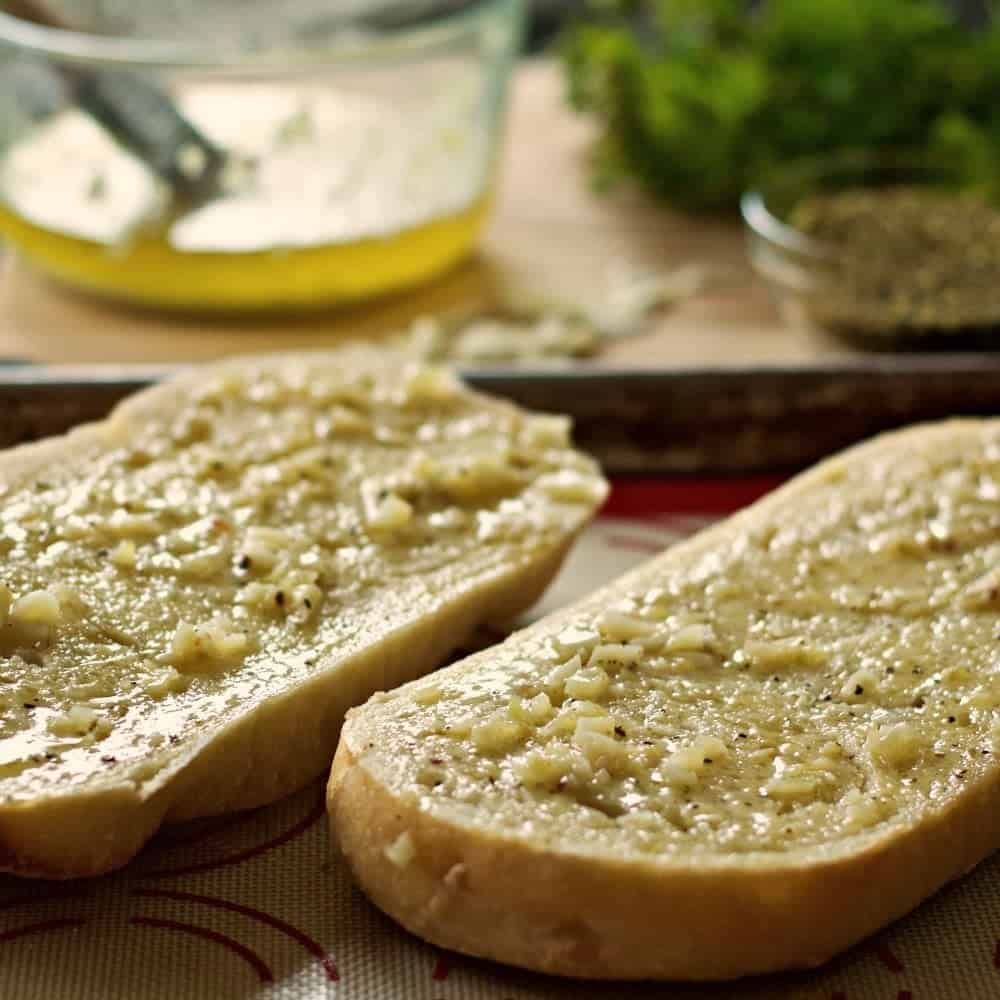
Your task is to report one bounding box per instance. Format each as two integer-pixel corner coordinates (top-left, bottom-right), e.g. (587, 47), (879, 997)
(790, 186), (1000, 335)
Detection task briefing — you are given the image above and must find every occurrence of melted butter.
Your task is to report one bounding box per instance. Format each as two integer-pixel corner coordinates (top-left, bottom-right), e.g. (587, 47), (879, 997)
(0, 352), (606, 802)
(365, 424), (1000, 855)
(0, 83), (490, 310)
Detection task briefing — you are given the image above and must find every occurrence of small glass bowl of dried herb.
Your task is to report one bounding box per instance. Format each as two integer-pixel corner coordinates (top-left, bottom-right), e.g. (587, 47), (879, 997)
(741, 153), (1000, 345)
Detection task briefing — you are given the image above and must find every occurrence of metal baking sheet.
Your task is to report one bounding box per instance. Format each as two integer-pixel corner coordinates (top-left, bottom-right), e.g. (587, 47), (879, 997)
(0, 358), (999, 474)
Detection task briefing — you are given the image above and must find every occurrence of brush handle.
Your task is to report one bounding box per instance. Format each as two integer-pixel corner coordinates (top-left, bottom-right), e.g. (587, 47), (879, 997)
(4, 0), (227, 203)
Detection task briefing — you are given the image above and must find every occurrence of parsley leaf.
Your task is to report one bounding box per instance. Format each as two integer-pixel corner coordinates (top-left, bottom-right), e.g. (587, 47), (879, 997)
(562, 0), (1000, 211)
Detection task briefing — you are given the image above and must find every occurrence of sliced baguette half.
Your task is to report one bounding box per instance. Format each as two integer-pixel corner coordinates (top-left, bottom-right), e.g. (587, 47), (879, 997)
(0, 349), (606, 878)
(331, 419), (1000, 980)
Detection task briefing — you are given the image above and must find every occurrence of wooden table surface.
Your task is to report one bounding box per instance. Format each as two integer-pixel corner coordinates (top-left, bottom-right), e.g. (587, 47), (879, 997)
(0, 60), (858, 368)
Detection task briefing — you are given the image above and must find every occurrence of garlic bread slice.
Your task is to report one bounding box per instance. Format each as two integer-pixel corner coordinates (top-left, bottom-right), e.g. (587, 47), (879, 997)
(331, 419), (1000, 980)
(0, 350), (606, 878)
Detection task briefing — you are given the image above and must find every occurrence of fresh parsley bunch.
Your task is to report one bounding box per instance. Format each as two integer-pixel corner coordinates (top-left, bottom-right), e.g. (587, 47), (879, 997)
(562, 0), (1000, 210)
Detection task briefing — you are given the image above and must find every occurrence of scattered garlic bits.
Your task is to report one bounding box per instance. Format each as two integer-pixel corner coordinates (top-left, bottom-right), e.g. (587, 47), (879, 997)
(0, 351), (605, 795)
(367, 422), (1000, 855)
(389, 265), (714, 366)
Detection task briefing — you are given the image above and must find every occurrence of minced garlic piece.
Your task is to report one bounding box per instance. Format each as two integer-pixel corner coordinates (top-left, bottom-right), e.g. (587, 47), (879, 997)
(553, 627), (600, 655)
(509, 692), (554, 725)
(661, 736), (728, 787)
(588, 643), (643, 669)
(10, 589), (62, 626)
(412, 684), (443, 707)
(745, 639), (825, 673)
(109, 540), (137, 569)
(764, 778), (817, 803)
(145, 667), (190, 699)
(867, 722), (921, 768)
(665, 624), (716, 654)
(240, 526), (289, 572)
(536, 470), (609, 505)
(573, 727), (626, 766)
(402, 365), (460, 405)
(564, 666), (610, 701)
(545, 654), (584, 697)
(840, 669), (879, 703)
(595, 610), (656, 642)
(515, 749), (573, 787)
(365, 491), (413, 532)
(471, 716), (526, 753)
(48, 704), (100, 737)
(520, 415), (571, 451)
(170, 618), (250, 671)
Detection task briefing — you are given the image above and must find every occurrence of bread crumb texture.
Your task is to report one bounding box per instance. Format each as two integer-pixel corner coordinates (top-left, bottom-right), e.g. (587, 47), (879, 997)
(360, 424), (1000, 854)
(0, 352), (604, 802)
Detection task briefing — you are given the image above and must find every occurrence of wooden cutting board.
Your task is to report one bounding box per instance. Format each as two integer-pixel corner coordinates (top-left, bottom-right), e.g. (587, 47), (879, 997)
(0, 60), (858, 367)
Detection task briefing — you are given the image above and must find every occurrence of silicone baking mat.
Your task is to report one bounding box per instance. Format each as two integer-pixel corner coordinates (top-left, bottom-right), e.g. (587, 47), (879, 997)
(1, 480), (996, 1000)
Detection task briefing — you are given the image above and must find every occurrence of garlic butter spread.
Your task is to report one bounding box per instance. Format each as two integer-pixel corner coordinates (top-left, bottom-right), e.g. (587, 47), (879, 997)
(0, 83), (485, 252)
(366, 423), (1000, 855)
(0, 353), (605, 802)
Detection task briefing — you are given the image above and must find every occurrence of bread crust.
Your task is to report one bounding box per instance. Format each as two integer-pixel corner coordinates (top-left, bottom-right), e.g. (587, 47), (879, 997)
(0, 352), (601, 879)
(329, 420), (1000, 980)
(330, 733), (1000, 980)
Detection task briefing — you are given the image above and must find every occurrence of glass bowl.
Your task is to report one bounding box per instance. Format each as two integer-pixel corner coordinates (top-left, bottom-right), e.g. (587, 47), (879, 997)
(741, 153), (1000, 342)
(0, 0), (525, 312)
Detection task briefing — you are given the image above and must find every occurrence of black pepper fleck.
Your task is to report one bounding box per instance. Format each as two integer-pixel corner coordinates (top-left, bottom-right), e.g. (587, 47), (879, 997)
(238, 555), (251, 570)
(854, 684), (864, 695)
(275, 591), (286, 607)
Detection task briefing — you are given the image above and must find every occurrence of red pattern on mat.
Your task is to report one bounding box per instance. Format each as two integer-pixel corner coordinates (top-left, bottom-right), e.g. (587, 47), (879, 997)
(432, 953), (451, 981)
(130, 916), (274, 982)
(134, 888), (338, 981)
(0, 886), (92, 911)
(153, 812), (251, 848)
(602, 477), (784, 519)
(875, 943), (905, 973)
(139, 798), (325, 879)
(0, 917), (88, 944)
